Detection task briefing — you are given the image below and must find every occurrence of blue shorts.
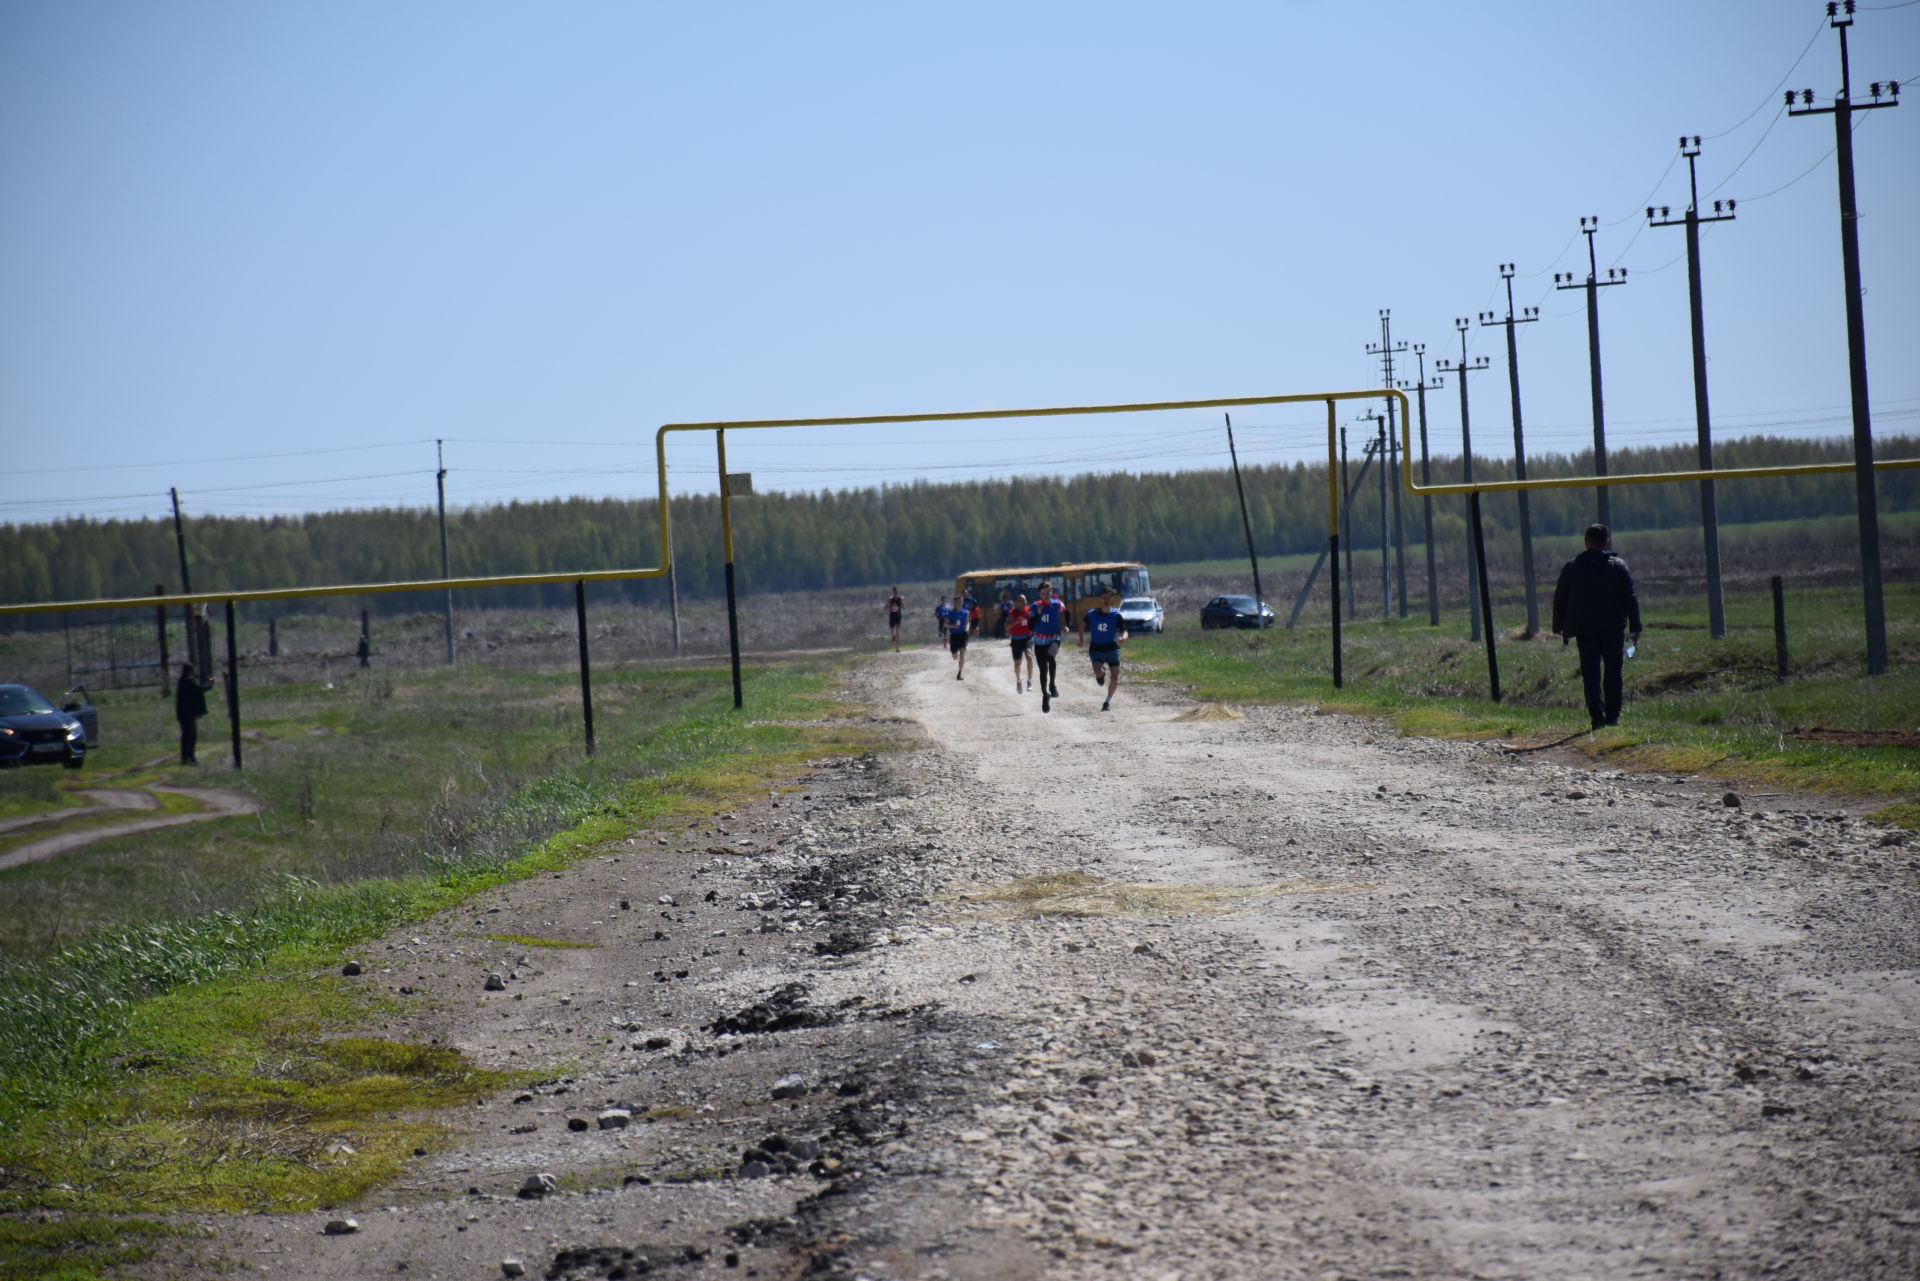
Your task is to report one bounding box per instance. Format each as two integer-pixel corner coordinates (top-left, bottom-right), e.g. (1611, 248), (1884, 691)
(1089, 645), (1121, 667)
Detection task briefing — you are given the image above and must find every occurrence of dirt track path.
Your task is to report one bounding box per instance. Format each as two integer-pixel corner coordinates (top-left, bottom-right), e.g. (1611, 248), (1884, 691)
(832, 646), (1920, 1278)
(0, 785), (261, 871)
(138, 645), (1919, 1280)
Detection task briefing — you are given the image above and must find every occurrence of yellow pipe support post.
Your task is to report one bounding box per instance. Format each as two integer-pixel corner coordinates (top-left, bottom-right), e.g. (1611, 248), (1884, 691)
(657, 389), (1413, 702)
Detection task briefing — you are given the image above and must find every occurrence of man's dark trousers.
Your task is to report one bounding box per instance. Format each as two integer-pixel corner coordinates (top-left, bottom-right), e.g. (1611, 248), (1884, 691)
(1574, 632), (1625, 728)
(178, 717), (198, 765)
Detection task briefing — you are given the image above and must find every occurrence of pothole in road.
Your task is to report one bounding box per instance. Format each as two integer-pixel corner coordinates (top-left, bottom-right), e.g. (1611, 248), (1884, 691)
(951, 869), (1377, 919)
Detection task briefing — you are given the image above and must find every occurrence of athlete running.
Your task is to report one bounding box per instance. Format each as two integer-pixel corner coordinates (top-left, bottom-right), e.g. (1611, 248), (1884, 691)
(945, 594), (971, 679)
(1005, 593), (1035, 693)
(933, 596), (949, 642)
(1029, 582), (1068, 713)
(886, 586), (904, 650)
(1080, 585), (1130, 711)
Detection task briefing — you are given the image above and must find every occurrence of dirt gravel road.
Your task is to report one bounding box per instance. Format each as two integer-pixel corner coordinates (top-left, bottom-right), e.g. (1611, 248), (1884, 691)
(150, 645), (1919, 1280)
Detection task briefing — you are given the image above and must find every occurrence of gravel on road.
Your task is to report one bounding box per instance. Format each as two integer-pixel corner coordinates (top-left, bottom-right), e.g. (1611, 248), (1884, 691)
(141, 645), (1919, 1280)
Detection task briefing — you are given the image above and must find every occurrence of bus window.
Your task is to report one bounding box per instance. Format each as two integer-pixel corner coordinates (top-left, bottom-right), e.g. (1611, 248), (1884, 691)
(1123, 568), (1149, 596)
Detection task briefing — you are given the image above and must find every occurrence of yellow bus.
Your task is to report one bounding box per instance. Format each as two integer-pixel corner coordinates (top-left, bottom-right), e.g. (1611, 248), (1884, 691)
(952, 561), (1150, 636)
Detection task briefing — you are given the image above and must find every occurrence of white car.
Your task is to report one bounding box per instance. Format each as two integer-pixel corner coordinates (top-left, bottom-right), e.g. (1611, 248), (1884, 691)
(1117, 596), (1164, 634)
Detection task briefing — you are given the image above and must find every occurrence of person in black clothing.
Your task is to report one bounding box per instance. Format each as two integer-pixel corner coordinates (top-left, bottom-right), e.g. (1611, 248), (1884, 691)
(1551, 524), (1642, 732)
(175, 662), (213, 765)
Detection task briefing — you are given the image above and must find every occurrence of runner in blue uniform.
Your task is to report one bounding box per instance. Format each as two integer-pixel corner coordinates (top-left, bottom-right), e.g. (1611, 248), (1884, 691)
(1079, 586), (1129, 711)
(1029, 582), (1068, 713)
(945, 594), (971, 679)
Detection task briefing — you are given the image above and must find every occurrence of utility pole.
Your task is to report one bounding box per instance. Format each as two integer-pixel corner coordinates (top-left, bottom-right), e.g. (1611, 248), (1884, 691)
(1362, 411), (1390, 617)
(1224, 414), (1265, 613)
(1788, 1), (1900, 675)
(1649, 137), (1736, 638)
(1407, 344), (1445, 626)
(1480, 264), (1541, 636)
(1340, 425), (1356, 619)
(1365, 309), (1409, 618)
(1554, 218), (1628, 529)
(436, 440), (454, 664)
(169, 487), (196, 672)
(1436, 318), (1490, 641)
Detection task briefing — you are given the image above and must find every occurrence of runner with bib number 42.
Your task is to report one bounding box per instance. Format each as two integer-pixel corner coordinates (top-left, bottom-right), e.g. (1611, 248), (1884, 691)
(1079, 586), (1129, 712)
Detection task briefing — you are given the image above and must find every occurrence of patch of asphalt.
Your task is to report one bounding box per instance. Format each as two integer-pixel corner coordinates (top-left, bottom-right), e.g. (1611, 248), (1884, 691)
(0, 786), (261, 871)
(124, 646), (1919, 1280)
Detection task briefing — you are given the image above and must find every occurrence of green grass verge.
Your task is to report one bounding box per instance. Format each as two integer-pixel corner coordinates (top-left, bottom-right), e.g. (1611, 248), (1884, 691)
(0, 655), (878, 1254)
(1133, 581), (1920, 802)
(0, 1215), (201, 1281)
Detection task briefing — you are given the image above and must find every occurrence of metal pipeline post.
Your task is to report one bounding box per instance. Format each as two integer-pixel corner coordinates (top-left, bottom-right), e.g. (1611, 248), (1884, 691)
(1327, 401), (1343, 689)
(224, 599), (242, 769)
(575, 580), (596, 757)
(1469, 493), (1500, 703)
(717, 429), (743, 710)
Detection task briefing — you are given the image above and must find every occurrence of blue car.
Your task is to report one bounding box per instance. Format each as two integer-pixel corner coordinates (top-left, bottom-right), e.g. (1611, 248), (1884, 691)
(0, 683), (95, 769)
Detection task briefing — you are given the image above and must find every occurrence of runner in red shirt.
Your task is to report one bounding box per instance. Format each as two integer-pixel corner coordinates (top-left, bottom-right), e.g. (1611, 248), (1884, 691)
(1005, 594), (1035, 693)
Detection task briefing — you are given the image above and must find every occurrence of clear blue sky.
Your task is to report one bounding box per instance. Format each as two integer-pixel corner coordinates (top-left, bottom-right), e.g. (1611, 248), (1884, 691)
(3, 0), (1916, 525)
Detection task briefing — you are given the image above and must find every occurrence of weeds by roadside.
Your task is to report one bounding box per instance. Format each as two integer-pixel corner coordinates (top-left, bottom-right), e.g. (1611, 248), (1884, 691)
(0, 655), (876, 1250)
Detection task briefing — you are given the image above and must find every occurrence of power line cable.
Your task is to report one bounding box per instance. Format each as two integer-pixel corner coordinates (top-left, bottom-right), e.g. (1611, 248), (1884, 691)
(1604, 150), (1681, 227)
(1705, 15), (1829, 140)
(1705, 104), (1790, 196)
(1735, 112), (1866, 204)
(8, 439), (432, 477)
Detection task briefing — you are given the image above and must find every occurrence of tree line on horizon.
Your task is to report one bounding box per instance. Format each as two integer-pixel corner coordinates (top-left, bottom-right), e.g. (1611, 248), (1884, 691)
(2, 434), (1912, 628)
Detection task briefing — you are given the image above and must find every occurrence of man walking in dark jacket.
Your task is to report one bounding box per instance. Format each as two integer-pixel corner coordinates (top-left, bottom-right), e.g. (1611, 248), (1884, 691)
(175, 662), (212, 765)
(1551, 524), (1642, 732)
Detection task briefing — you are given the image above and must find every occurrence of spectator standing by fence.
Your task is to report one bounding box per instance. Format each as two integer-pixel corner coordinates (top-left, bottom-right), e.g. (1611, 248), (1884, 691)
(1551, 523), (1643, 733)
(174, 662), (213, 766)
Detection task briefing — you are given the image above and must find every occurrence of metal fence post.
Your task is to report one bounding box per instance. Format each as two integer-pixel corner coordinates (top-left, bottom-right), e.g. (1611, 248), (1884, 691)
(224, 599), (242, 769)
(575, 580), (596, 757)
(1471, 492), (1500, 703)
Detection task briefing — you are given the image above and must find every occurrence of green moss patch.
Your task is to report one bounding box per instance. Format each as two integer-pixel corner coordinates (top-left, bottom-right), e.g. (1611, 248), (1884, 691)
(0, 974), (520, 1216)
(0, 1214), (201, 1281)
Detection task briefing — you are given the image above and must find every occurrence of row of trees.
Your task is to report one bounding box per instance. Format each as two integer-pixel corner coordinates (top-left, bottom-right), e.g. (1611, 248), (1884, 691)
(2, 434), (1911, 626)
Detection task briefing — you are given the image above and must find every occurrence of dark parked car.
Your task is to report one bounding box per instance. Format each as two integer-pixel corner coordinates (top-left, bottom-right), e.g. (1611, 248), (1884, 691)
(1199, 595), (1275, 629)
(0, 683), (94, 769)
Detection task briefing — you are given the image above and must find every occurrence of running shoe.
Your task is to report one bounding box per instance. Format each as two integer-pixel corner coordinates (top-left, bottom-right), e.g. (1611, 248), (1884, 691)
(1041, 690), (1051, 714)
(956, 671), (963, 681)
(1049, 684), (1060, 697)
(1092, 667), (1104, 685)
(1102, 699), (1111, 711)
